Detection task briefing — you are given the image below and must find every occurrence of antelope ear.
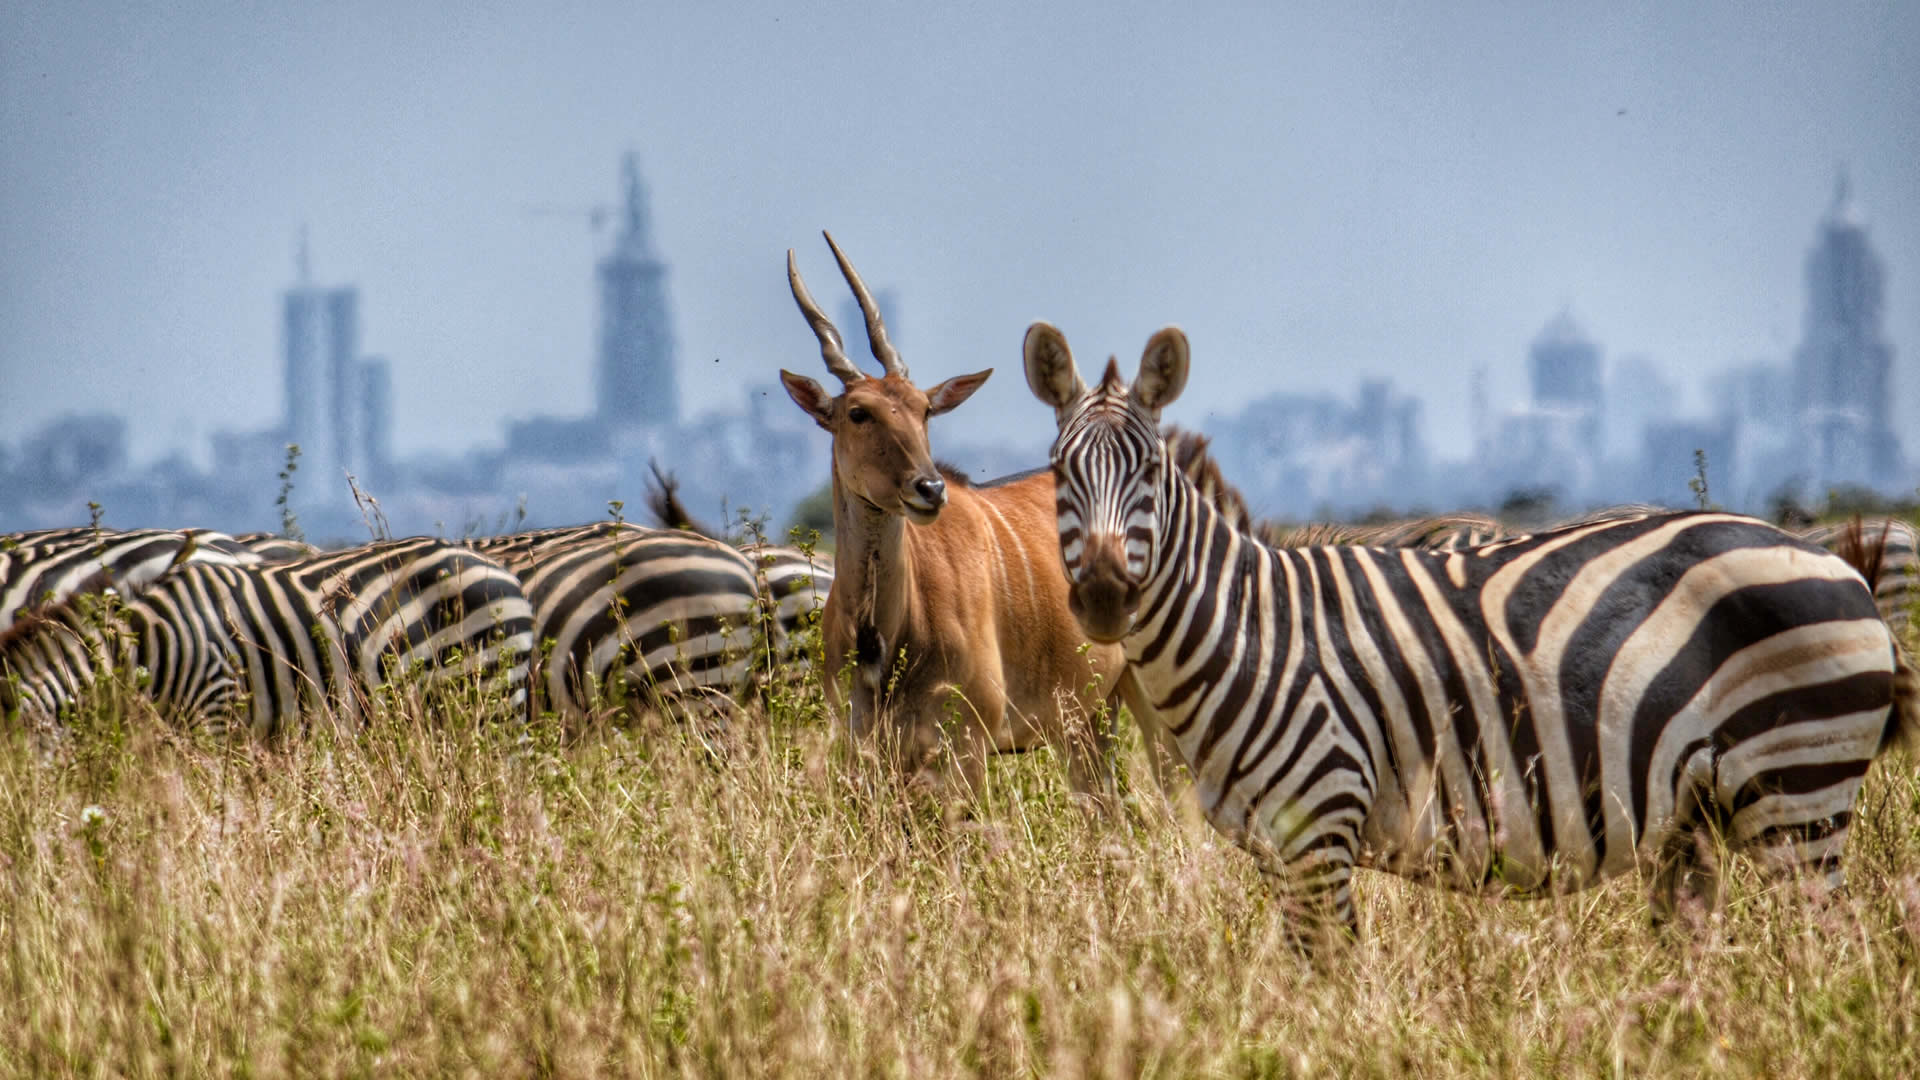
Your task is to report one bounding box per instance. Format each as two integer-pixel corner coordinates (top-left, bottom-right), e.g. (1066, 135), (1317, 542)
(780, 369), (836, 431)
(1023, 321), (1086, 418)
(927, 368), (992, 417)
(1132, 327), (1190, 415)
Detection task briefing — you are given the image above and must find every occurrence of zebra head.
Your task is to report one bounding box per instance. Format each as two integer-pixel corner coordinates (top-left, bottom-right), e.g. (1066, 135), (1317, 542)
(780, 232), (992, 525)
(1024, 322), (1190, 643)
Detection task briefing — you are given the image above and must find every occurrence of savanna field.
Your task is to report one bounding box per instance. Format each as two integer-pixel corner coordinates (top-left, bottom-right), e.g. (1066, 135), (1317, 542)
(3, 563), (1919, 1078)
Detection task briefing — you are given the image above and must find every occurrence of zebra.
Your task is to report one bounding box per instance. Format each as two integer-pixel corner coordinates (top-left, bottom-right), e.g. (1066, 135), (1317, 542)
(1024, 322), (1918, 943)
(642, 461), (834, 652)
(464, 522), (769, 719)
(1, 537), (535, 736)
(2, 526), (263, 630)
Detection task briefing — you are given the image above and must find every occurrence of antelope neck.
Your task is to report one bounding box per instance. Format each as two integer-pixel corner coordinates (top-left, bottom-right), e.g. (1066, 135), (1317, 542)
(832, 473), (919, 656)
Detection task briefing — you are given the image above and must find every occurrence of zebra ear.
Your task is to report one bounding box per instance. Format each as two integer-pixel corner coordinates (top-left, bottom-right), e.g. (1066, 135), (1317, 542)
(1132, 327), (1190, 415)
(1023, 321), (1086, 421)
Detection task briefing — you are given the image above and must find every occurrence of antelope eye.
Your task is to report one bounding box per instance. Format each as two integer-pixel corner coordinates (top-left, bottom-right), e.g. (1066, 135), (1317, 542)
(848, 405), (871, 423)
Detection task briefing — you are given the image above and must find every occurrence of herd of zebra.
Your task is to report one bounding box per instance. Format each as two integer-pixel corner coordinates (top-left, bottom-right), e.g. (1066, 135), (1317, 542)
(0, 514), (833, 736)
(4, 231), (1918, 947)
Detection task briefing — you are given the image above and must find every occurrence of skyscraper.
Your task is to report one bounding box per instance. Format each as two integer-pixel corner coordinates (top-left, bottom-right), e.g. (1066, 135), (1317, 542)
(1528, 308), (1604, 459)
(282, 235), (361, 494)
(596, 153), (680, 430)
(1792, 170), (1902, 493)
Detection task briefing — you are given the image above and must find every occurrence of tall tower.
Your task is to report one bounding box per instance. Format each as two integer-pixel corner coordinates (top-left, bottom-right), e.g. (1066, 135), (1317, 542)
(596, 153), (680, 430)
(281, 231), (361, 492)
(1528, 308), (1604, 458)
(1792, 168), (1901, 492)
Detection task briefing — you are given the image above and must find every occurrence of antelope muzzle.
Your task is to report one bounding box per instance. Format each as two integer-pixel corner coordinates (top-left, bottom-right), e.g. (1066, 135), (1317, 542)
(1068, 533), (1139, 643)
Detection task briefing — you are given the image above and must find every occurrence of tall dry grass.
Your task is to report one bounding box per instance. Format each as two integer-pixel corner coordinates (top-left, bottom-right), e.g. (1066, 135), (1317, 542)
(4, 630), (1919, 1078)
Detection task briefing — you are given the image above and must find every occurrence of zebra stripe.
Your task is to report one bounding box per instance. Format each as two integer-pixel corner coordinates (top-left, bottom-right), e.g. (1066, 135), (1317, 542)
(0, 537), (534, 735)
(1035, 333), (1910, 941)
(642, 461), (836, 650)
(2, 527), (262, 630)
(466, 523), (767, 717)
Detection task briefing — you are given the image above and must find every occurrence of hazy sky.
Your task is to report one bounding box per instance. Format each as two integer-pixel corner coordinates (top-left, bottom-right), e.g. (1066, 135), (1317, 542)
(4, 1), (1916, 468)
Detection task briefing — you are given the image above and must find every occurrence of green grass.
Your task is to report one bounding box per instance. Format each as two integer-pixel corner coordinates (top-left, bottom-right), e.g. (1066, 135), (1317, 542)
(3, 645), (1920, 1078)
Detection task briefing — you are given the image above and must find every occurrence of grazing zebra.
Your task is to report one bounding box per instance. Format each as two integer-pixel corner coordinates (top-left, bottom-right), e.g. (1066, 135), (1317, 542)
(2, 527), (262, 630)
(1, 537), (535, 735)
(1025, 322), (1918, 943)
(642, 462), (835, 650)
(464, 522), (768, 718)
(232, 531), (324, 563)
(1796, 518), (1916, 631)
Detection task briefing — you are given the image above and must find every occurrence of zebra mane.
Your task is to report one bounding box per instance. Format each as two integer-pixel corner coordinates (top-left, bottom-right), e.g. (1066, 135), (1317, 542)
(1832, 515), (1892, 594)
(1162, 425), (1258, 536)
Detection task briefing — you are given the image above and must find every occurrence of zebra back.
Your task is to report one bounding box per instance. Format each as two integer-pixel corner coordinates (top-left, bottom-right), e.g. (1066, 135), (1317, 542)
(468, 525), (766, 717)
(642, 464), (836, 657)
(2, 539), (534, 734)
(2, 527), (262, 630)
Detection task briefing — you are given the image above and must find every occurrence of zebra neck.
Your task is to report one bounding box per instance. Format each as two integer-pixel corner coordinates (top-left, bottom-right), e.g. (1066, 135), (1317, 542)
(1124, 466), (1269, 737)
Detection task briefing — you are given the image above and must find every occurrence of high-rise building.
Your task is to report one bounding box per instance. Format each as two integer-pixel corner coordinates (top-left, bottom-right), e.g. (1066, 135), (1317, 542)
(1792, 169), (1902, 493)
(281, 237), (361, 495)
(596, 152), (680, 430)
(1528, 308), (1604, 458)
(357, 357), (393, 492)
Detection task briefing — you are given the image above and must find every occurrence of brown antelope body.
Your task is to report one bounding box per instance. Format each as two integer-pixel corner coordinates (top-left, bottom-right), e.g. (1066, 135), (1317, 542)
(779, 233), (1124, 803)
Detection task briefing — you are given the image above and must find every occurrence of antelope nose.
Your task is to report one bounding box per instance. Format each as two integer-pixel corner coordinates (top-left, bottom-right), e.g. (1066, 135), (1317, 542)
(914, 476), (947, 508)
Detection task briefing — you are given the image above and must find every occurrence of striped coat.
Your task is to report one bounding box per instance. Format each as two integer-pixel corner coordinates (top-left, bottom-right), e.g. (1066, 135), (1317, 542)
(1025, 324), (1918, 941)
(466, 523), (768, 718)
(1, 537), (534, 735)
(2, 527), (262, 629)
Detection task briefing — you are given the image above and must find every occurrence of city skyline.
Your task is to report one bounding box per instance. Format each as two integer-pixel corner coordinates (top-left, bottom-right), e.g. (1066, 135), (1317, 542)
(0, 151), (1903, 538)
(3, 2), (1916, 473)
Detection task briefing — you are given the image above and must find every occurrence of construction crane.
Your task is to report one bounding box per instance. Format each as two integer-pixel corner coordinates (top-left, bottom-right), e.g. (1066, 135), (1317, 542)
(520, 202), (616, 235)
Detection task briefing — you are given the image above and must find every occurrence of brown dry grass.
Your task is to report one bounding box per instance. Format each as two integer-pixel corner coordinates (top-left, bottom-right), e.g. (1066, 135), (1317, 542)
(3, 625), (1919, 1078)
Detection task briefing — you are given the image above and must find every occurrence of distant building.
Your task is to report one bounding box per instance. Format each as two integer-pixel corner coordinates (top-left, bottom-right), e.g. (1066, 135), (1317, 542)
(282, 250), (360, 488)
(281, 236), (390, 507)
(1642, 418), (1733, 508)
(1204, 379), (1428, 520)
(15, 413), (127, 502)
(1479, 310), (1606, 503)
(1605, 353), (1676, 463)
(1792, 170), (1903, 494)
(596, 153), (680, 430)
(1528, 309), (1603, 459)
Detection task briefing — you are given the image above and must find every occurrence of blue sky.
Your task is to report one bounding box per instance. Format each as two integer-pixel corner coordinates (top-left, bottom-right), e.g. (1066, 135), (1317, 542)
(3, 1), (1915, 465)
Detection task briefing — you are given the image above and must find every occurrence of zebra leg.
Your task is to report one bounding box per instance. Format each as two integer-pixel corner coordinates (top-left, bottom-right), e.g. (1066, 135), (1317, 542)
(1256, 832), (1363, 953)
(1648, 746), (1724, 926)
